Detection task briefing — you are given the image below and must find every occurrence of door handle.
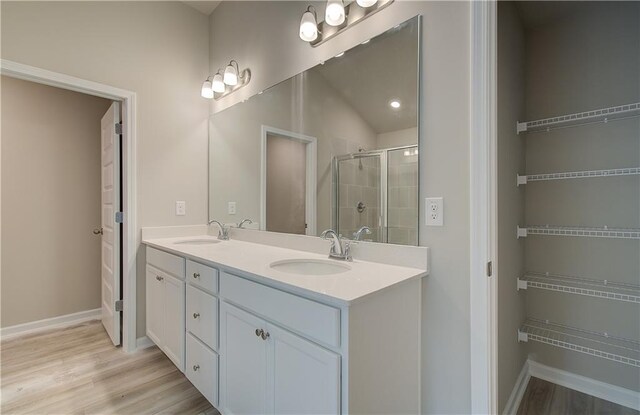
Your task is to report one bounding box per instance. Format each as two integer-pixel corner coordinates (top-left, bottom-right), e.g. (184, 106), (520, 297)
(93, 228), (103, 235)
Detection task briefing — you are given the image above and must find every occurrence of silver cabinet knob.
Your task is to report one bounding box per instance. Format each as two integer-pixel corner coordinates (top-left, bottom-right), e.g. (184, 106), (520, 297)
(193, 364), (200, 371)
(156, 276), (163, 281)
(193, 312), (200, 319)
(193, 272), (200, 279)
(261, 331), (270, 340)
(93, 228), (103, 235)
(255, 328), (263, 337)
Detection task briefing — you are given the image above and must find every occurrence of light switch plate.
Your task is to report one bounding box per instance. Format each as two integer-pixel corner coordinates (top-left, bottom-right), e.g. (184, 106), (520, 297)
(175, 201), (186, 216)
(425, 197), (443, 226)
(228, 201), (237, 215)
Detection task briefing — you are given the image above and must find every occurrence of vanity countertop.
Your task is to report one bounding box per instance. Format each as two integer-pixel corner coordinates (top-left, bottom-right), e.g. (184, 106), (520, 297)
(143, 235), (428, 306)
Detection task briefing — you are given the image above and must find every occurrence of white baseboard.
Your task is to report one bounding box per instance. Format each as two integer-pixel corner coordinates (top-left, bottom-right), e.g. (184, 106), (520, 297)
(528, 360), (640, 411)
(0, 308), (101, 340)
(136, 335), (155, 350)
(502, 360), (531, 415)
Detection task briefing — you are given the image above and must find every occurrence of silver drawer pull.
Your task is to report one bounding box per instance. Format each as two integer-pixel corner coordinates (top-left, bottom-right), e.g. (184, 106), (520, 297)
(193, 312), (200, 319)
(193, 272), (200, 279)
(193, 364), (200, 371)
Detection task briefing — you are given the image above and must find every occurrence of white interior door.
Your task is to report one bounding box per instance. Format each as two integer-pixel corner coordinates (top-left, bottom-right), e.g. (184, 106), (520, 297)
(100, 102), (121, 346)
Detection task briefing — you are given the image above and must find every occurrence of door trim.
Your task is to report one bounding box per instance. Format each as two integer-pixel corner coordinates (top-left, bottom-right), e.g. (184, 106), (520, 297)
(260, 125), (317, 236)
(469, 1), (498, 414)
(1, 59), (138, 353)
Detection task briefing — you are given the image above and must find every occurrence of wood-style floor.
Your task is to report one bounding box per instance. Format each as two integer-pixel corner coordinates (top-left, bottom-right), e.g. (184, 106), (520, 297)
(1, 320), (218, 414)
(517, 377), (639, 415)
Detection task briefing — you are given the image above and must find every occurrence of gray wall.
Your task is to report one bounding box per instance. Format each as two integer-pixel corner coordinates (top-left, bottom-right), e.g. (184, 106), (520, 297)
(497, 3), (527, 412)
(209, 2), (471, 413)
(1, 1), (210, 337)
(1, 76), (112, 327)
(523, 2), (640, 391)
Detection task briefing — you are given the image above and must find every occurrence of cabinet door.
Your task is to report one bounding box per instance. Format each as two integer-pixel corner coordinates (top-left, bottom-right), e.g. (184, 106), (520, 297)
(163, 274), (185, 371)
(268, 323), (340, 415)
(220, 303), (269, 415)
(145, 267), (163, 347)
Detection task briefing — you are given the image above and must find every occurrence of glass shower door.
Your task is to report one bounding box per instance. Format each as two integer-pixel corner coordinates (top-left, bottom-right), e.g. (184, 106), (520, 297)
(335, 153), (383, 242)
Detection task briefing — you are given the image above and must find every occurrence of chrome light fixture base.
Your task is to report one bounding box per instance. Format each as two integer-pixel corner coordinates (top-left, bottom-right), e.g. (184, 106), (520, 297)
(307, 0), (394, 47)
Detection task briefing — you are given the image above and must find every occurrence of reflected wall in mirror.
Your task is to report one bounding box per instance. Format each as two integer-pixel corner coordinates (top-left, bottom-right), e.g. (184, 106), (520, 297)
(209, 15), (420, 245)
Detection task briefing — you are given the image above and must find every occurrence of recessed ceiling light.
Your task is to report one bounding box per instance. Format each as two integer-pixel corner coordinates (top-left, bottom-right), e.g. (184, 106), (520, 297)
(389, 99), (401, 109)
(335, 52), (345, 58)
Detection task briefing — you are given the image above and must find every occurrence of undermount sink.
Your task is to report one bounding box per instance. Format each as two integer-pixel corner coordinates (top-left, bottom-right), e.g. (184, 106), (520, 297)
(173, 238), (220, 246)
(269, 259), (351, 276)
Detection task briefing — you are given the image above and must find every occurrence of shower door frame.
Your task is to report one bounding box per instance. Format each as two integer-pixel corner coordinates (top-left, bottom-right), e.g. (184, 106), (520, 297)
(332, 144), (418, 243)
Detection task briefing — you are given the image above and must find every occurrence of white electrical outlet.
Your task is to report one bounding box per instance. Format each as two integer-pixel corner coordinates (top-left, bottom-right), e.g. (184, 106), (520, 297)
(175, 201), (186, 216)
(425, 197), (443, 226)
(228, 201), (237, 215)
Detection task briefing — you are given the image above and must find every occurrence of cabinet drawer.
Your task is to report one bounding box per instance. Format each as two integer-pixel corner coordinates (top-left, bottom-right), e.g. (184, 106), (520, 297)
(186, 333), (219, 406)
(147, 247), (185, 279)
(186, 260), (219, 294)
(220, 272), (340, 348)
(187, 285), (219, 350)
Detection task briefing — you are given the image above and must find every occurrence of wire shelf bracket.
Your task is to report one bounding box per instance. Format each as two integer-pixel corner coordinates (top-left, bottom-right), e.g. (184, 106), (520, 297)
(517, 272), (640, 303)
(517, 225), (640, 240)
(516, 102), (640, 134)
(518, 318), (640, 368)
(516, 167), (640, 186)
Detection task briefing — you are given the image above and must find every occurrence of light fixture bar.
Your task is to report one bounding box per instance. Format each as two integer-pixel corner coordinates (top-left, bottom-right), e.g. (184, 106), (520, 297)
(309, 0), (394, 47)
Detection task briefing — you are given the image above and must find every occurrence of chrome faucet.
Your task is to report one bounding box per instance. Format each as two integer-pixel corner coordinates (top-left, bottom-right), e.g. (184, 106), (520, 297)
(237, 218), (253, 229)
(320, 229), (352, 261)
(353, 226), (372, 241)
(208, 220), (230, 240)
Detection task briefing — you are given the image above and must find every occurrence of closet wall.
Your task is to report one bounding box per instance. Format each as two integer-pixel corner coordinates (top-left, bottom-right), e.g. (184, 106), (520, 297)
(498, 2), (640, 411)
(522, 1), (639, 390)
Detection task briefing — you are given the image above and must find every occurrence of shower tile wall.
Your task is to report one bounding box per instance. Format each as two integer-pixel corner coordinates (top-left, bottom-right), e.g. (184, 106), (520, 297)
(388, 149), (418, 245)
(338, 157), (381, 241)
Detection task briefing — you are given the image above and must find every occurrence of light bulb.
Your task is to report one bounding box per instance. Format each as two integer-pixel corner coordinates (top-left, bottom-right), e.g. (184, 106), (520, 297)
(356, 0), (377, 7)
(224, 63), (238, 86)
(299, 10), (318, 42)
(325, 0), (345, 26)
(212, 73), (225, 93)
(389, 99), (401, 109)
(201, 79), (213, 99)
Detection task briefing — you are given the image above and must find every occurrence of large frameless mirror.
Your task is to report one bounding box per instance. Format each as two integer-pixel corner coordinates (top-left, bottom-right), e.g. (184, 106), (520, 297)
(209, 15), (420, 245)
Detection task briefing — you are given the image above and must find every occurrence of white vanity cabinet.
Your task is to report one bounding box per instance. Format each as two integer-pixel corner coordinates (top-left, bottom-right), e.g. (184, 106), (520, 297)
(145, 243), (423, 415)
(220, 302), (340, 415)
(145, 247), (186, 371)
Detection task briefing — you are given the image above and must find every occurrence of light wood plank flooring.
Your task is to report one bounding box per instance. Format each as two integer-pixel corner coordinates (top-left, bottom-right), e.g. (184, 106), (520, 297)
(1, 320), (219, 414)
(517, 377), (639, 415)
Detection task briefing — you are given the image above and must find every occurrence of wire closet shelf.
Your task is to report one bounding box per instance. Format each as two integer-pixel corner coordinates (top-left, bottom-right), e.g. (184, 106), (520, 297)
(516, 167), (640, 186)
(518, 318), (640, 368)
(517, 272), (640, 304)
(517, 225), (640, 240)
(516, 102), (640, 134)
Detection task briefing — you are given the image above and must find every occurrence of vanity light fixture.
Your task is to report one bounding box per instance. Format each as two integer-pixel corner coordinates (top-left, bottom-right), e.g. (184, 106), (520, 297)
(299, 0), (393, 47)
(325, 0), (346, 26)
(201, 61), (251, 100)
(299, 6), (319, 42)
(200, 77), (214, 99)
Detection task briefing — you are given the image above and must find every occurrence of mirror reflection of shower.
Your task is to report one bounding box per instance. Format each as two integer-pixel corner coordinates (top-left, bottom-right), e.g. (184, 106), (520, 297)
(334, 145), (418, 246)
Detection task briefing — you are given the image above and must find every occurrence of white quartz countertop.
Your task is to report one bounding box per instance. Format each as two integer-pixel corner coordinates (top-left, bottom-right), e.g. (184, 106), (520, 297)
(143, 235), (428, 306)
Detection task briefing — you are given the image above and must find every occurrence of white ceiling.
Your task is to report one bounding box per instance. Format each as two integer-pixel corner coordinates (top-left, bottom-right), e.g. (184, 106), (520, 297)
(312, 18), (419, 134)
(182, 1), (221, 15)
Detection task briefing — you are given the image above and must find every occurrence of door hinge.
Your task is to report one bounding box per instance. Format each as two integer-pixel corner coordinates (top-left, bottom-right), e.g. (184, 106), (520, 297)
(487, 261), (493, 277)
(115, 300), (123, 312)
(115, 123), (123, 135)
(115, 211), (124, 223)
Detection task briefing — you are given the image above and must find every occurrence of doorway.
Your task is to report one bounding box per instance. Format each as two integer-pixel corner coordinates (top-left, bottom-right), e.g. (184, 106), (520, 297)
(260, 126), (317, 236)
(0, 59), (138, 352)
